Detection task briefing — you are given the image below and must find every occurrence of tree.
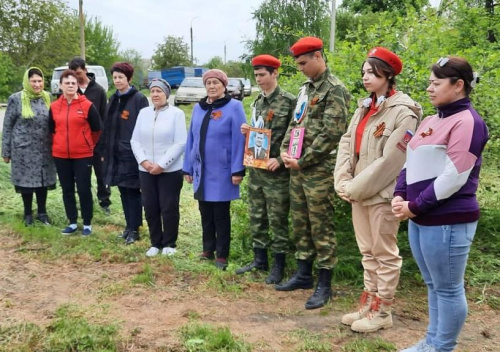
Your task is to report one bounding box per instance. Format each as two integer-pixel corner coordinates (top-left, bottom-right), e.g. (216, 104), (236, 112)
(0, 52), (17, 100)
(249, 0), (330, 57)
(84, 16), (120, 70)
(0, 0), (79, 74)
(119, 48), (146, 88)
(204, 56), (224, 69)
(151, 36), (190, 69)
(340, 0), (430, 14)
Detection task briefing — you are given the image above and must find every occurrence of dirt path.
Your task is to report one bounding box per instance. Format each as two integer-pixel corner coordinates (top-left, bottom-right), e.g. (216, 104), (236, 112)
(1, 233), (498, 351)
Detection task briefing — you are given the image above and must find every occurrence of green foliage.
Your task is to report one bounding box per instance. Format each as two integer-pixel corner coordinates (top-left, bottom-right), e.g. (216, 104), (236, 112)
(341, 0), (430, 14)
(204, 56), (224, 69)
(249, 0), (331, 57)
(0, 0), (79, 75)
(180, 323), (252, 352)
(152, 35), (191, 70)
(0, 52), (17, 100)
(84, 16), (120, 70)
(118, 48), (149, 88)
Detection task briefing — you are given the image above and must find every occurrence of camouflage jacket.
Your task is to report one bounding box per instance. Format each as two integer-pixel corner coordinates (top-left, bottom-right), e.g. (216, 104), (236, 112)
(281, 68), (351, 171)
(252, 85), (296, 168)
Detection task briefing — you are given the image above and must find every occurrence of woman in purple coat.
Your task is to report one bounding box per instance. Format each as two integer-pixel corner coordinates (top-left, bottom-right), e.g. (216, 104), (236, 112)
(183, 69), (246, 270)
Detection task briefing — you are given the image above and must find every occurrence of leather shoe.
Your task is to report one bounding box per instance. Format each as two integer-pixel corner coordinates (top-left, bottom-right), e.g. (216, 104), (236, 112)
(36, 213), (51, 225)
(24, 214), (33, 226)
(125, 230), (140, 245)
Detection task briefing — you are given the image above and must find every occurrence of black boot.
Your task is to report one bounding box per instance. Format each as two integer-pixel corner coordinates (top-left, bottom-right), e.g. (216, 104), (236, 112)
(305, 269), (332, 310)
(235, 248), (269, 274)
(265, 253), (286, 284)
(117, 228), (130, 239)
(125, 230), (140, 245)
(275, 259), (314, 291)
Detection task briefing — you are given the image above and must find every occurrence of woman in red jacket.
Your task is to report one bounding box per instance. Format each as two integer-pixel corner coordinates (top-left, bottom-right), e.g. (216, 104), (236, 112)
(49, 70), (102, 236)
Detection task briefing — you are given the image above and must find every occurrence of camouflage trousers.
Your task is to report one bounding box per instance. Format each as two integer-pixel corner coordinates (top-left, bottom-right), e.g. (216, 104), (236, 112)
(289, 166), (337, 270)
(248, 169), (291, 253)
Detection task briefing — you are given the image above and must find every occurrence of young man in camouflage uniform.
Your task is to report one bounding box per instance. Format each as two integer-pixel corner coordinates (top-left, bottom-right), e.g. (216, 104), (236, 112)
(277, 37), (351, 309)
(235, 55), (296, 284)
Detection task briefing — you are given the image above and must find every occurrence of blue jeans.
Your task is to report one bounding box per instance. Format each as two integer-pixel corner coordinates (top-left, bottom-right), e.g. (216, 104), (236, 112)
(408, 220), (477, 352)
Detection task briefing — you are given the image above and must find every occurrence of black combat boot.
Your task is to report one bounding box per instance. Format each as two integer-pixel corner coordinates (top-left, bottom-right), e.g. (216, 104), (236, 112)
(265, 253), (286, 284)
(235, 248), (269, 274)
(305, 268), (332, 309)
(275, 259), (314, 291)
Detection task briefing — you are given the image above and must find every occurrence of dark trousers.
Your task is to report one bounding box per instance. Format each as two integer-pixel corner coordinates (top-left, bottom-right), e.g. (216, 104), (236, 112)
(93, 152), (111, 207)
(140, 170), (183, 248)
(198, 201), (231, 259)
(118, 186), (142, 231)
(54, 157), (93, 225)
(21, 188), (48, 216)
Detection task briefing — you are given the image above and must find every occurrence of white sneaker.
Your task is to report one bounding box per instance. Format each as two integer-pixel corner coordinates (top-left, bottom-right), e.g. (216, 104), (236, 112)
(146, 247), (160, 257)
(162, 247), (177, 256)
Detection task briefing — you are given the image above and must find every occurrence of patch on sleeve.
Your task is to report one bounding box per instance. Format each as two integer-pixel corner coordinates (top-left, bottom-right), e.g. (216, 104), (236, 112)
(396, 130), (414, 152)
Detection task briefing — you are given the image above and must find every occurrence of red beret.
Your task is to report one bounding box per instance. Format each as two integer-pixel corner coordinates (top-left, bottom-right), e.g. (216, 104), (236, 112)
(367, 47), (403, 76)
(290, 37), (323, 57)
(252, 54), (281, 69)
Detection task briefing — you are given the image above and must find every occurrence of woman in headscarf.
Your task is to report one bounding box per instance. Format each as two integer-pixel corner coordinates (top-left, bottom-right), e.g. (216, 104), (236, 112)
(2, 67), (56, 226)
(102, 62), (149, 244)
(183, 69), (246, 270)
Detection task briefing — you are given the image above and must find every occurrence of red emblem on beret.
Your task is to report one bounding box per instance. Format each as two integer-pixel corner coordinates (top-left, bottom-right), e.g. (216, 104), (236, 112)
(252, 54), (281, 69)
(290, 37), (324, 57)
(367, 47), (403, 76)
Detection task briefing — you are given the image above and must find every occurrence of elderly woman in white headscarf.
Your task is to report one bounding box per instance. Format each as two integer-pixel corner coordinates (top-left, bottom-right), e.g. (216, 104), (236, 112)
(131, 78), (187, 257)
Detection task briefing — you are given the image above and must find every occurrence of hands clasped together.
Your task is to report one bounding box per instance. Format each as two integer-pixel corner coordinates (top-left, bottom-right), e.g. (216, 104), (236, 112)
(140, 160), (164, 175)
(391, 196), (416, 221)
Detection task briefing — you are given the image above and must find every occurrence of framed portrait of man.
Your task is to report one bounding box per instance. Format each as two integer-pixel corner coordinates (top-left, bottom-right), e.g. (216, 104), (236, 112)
(244, 127), (271, 169)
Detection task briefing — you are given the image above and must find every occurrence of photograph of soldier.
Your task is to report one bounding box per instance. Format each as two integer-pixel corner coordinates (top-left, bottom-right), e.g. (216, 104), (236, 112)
(248, 131), (268, 160)
(236, 54), (296, 284)
(278, 37), (351, 310)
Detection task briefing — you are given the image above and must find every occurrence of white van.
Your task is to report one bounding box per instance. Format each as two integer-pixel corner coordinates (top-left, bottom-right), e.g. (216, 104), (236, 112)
(51, 65), (109, 96)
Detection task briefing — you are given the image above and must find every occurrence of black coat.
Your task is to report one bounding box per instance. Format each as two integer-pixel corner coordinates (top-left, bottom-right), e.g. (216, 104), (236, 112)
(102, 86), (149, 188)
(78, 74), (108, 154)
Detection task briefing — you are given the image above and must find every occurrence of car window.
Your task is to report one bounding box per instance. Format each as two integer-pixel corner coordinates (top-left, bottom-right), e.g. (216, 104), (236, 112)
(228, 79), (242, 87)
(53, 70), (64, 80)
(181, 78), (204, 88)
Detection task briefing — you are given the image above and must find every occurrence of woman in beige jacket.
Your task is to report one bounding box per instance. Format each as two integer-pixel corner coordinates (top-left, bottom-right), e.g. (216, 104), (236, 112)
(334, 47), (421, 333)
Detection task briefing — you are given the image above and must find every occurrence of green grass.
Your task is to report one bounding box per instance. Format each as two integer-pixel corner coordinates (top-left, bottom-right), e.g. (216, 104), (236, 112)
(341, 337), (396, 352)
(0, 304), (119, 352)
(180, 323), (252, 352)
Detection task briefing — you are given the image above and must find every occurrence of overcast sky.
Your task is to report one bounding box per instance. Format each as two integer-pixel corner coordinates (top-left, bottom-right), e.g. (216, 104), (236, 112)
(67, 0), (441, 65)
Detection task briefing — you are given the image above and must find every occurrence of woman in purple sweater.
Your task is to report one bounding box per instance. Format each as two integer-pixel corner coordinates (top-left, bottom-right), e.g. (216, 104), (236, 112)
(393, 57), (488, 352)
(183, 69), (246, 270)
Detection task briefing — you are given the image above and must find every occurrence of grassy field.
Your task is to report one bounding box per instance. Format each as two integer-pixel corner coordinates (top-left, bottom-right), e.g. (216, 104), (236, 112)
(0, 95), (499, 351)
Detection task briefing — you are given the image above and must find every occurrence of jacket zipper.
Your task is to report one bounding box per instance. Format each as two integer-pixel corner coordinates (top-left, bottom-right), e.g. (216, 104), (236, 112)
(66, 100), (71, 158)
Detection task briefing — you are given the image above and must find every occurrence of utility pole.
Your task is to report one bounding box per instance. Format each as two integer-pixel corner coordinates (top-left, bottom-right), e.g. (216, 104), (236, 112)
(79, 0), (85, 59)
(329, 0), (336, 52)
(190, 17), (199, 65)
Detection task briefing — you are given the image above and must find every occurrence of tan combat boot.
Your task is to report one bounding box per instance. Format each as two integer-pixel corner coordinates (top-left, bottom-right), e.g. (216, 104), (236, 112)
(350, 295), (393, 333)
(341, 291), (376, 326)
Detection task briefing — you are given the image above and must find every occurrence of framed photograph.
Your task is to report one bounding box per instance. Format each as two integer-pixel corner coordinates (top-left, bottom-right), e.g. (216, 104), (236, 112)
(288, 127), (305, 159)
(244, 127), (271, 169)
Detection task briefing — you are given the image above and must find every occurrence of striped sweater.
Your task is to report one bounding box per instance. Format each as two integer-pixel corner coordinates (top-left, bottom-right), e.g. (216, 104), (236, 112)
(394, 98), (489, 226)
